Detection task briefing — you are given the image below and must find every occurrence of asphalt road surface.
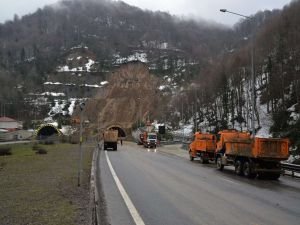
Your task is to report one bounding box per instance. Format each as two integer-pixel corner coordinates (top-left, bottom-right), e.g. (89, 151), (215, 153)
(97, 142), (300, 225)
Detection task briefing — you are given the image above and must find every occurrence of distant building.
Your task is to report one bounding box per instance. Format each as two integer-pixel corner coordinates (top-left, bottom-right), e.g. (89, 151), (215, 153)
(0, 117), (19, 131)
(0, 117), (33, 141)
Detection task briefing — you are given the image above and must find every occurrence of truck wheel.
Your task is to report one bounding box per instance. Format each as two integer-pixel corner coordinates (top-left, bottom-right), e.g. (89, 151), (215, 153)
(243, 162), (256, 178)
(235, 160), (243, 176)
(216, 157), (224, 171)
(189, 151), (194, 161)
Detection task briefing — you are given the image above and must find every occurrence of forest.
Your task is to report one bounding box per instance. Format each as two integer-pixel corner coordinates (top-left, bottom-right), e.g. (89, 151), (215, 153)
(0, 0), (299, 148)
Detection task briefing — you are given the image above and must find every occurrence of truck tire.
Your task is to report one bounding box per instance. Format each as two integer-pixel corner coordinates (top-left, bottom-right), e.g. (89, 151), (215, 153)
(189, 151), (194, 161)
(216, 157), (224, 171)
(235, 160), (243, 176)
(243, 162), (256, 178)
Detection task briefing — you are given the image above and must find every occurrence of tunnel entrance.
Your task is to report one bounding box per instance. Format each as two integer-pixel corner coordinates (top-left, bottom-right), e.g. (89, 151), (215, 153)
(107, 125), (126, 138)
(36, 124), (61, 139)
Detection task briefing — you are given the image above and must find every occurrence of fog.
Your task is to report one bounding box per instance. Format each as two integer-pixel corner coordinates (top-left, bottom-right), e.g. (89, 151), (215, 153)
(0, 0), (292, 25)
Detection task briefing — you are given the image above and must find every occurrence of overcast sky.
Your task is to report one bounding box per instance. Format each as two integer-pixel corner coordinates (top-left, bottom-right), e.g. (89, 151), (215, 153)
(0, 0), (292, 26)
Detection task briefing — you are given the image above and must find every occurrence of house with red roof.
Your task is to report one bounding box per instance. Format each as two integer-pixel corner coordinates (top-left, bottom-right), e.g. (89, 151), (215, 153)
(0, 117), (19, 132)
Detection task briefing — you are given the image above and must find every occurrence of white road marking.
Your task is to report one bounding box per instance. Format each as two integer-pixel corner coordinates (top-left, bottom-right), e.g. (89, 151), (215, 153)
(105, 151), (146, 225)
(221, 178), (240, 185)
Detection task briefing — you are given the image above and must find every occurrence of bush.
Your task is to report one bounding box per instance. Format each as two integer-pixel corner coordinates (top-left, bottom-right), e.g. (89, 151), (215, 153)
(0, 147), (12, 156)
(36, 148), (47, 154)
(32, 144), (47, 154)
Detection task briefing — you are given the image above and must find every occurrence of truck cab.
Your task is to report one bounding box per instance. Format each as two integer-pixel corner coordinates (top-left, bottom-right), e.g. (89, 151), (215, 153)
(143, 132), (157, 148)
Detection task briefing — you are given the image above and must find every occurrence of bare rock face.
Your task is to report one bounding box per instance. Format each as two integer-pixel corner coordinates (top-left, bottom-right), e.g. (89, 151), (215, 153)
(84, 62), (162, 134)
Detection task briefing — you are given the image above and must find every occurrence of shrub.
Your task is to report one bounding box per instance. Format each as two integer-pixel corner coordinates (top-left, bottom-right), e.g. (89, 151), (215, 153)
(36, 148), (47, 154)
(0, 147), (12, 156)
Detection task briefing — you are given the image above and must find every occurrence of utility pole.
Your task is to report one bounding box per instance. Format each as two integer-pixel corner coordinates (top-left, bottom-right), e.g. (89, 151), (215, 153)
(78, 102), (85, 187)
(220, 9), (256, 138)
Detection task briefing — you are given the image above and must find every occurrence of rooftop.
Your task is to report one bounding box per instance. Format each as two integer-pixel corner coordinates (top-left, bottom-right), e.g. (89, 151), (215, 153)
(0, 117), (17, 122)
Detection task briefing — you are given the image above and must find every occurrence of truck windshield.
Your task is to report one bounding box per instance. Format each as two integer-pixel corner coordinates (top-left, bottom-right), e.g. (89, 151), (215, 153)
(148, 135), (157, 139)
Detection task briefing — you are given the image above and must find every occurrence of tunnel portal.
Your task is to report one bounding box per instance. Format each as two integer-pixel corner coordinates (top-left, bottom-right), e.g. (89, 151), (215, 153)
(36, 124), (61, 139)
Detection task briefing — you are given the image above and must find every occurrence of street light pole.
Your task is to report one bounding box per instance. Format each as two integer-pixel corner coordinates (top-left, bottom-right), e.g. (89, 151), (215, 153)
(220, 9), (255, 138)
(78, 102), (85, 187)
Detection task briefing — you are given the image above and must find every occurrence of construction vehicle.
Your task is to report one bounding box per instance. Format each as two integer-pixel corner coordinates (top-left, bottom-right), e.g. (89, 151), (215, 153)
(189, 132), (216, 163)
(215, 129), (289, 179)
(103, 129), (118, 150)
(143, 132), (157, 148)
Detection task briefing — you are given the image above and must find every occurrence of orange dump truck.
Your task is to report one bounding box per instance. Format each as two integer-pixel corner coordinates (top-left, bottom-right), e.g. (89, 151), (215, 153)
(103, 130), (118, 151)
(189, 132), (216, 163)
(215, 130), (289, 179)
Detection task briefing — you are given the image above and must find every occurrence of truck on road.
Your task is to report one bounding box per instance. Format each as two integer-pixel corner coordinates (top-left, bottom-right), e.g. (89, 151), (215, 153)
(143, 132), (157, 148)
(189, 132), (216, 163)
(103, 129), (118, 150)
(215, 129), (289, 179)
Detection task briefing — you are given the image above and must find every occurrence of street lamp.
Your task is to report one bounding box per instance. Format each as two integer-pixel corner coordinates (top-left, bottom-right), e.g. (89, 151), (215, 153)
(78, 102), (85, 187)
(220, 9), (255, 138)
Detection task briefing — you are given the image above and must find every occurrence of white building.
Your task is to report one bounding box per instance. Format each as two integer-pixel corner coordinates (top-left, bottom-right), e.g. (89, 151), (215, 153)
(0, 117), (19, 130)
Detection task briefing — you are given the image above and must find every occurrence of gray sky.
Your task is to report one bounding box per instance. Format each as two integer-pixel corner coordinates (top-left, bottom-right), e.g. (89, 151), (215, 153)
(0, 0), (292, 25)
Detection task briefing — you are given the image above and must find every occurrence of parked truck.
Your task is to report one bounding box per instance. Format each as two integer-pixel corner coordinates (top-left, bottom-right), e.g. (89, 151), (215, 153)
(103, 129), (118, 150)
(215, 129), (289, 179)
(189, 132), (216, 163)
(143, 132), (157, 148)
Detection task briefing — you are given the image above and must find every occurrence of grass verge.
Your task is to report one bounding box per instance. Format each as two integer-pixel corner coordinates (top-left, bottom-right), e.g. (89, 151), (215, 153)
(0, 142), (94, 225)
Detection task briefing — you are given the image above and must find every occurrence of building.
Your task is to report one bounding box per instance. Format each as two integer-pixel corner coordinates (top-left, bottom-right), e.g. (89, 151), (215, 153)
(0, 117), (33, 141)
(0, 117), (19, 131)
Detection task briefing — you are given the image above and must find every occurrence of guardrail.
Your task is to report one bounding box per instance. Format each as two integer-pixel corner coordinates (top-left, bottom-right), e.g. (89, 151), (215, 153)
(281, 163), (300, 178)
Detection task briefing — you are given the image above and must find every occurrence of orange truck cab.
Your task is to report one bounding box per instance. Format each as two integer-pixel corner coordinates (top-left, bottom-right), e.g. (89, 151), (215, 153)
(189, 132), (216, 163)
(215, 129), (289, 179)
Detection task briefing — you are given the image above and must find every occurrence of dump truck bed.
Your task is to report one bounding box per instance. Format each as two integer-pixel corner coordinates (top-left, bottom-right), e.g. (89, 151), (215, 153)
(253, 137), (289, 159)
(191, 133), (216, 152)
(104, 130), (118, 142)
(194, 140), (216, 152)
(224, 137), (289, 160)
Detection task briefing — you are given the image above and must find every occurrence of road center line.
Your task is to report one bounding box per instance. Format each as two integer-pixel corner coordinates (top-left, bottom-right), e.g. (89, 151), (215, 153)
(105, 151), (146, 225)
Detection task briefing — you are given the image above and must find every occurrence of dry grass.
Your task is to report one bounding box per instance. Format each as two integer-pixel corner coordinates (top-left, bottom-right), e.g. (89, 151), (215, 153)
(0, 142), (95, 225)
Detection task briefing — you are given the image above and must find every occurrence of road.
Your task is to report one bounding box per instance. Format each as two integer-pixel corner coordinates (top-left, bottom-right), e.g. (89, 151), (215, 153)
(0, 140), (31, 145)
(97, 142), (300, 225)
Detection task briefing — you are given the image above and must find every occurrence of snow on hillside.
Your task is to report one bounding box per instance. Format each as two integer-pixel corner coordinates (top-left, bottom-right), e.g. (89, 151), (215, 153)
(44, 81), (108, 88)
(57, 58), (95, 72)
(113, 52), (148, 64)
